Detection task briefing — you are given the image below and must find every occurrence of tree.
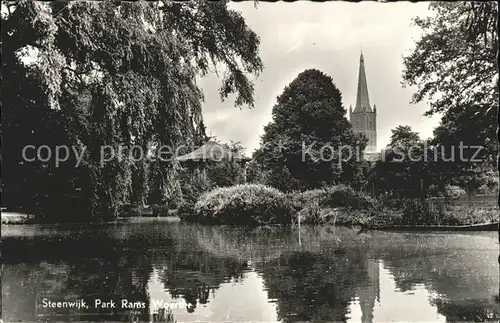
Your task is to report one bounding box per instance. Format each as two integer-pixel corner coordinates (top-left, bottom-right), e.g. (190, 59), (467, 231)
(254, 69), (367, 192)
(402, 1), (498, 197)
(206, 140), (247, 187)
(401, 0), (499, 282)
(369, 126), (429, 197)
(429, 105), (497, 194)
(403, 2), (497, 117)
(1, 1), (262, 221)
(402, 2), (498, 166)
(387, 125), (421, 149)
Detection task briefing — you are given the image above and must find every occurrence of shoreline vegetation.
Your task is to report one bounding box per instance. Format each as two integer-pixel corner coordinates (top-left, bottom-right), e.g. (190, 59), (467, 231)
(3, 184), (497, 230)
(2, 3), (498, 235)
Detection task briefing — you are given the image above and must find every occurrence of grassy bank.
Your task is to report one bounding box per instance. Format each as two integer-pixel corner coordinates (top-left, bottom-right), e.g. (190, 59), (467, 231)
(188, 184), (294, 226)
(180, 184), (497, 227)
(5, 185), (496, 227)
(1, 212), (34, 225)
(179, 184), (381, 227)
(288, 185), (380, 225)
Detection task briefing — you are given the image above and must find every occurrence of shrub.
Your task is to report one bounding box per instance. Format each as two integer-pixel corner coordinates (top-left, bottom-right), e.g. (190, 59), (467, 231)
(180, 168), (213, 205)
(151, 204), (170, 217)
(440, 205), (497, 225)
(261, 166), (305, 193)
(400, 198), (442, 225)
(443, 185), (466, 199)
(428, 185), (466, 199)
(193, 184), (295, 226)
(164, 178), (184, 209)
(287, 189), (324, 211)
(286, 185), (381, 225)
(290, 185), (379, 210)
(177, 201), (196, 220)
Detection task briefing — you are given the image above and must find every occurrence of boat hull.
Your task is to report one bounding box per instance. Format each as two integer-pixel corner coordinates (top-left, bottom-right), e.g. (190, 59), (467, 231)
(361, 222), (499, 232)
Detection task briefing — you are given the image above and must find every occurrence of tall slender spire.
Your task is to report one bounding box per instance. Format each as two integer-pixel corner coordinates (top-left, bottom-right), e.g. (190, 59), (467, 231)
(354, 51), (372, 113)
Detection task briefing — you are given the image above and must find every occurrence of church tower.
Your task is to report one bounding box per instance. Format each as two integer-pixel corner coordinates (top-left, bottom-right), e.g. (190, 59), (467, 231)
(349, 51), (377, 152)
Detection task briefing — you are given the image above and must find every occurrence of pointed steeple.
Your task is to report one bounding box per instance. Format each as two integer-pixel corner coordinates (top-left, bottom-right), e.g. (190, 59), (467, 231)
(354, 51), (372, 113)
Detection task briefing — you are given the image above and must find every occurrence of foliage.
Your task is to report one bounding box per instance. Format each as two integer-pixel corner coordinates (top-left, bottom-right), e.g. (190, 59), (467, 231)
(370, 123), (498, 197)
(428, 185), (466, 198)
(147, 162), (184, 208)
(402, 2), (498, 182)
(1, 213), (34, 225)
(178, 168), (213, 207)
(428, 107), (497, 192)
(441, 205), (498, 225)
(443, 185), (467, 199)
(205, 140), (247, 187)
(192, 184), (295, 226)
(245, 160), (265, 184)
(374, 195), (498, 226)
(368, 126), (429, 197)
(387, 125), (421, 148)
(287, 185), (380, 225)
(400, 198), (441, 225)
(151, 204), (170, 217)
(290, 185), (378, 211)
(403, 2), (497, 116)
(253, 69), (367, 192)
(1, 1), (262, 221)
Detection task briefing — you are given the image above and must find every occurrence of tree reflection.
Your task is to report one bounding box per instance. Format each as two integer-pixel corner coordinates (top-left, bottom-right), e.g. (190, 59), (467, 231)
(371, 233), (500, 322)
(255, 251), (370, 322)
(153, 248), (250, 312)
(2, 225), (498, 322)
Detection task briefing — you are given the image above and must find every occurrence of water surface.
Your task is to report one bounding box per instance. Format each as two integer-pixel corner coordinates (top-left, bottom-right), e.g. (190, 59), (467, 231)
(2, 223), (499, 322)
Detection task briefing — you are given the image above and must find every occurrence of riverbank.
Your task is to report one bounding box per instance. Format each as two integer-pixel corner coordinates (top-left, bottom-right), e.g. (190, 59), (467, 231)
(298, 203), (498, 229)
(359, 222), (498, 232)
(115, 216), (181, 224)
(1, 212), (34, 225)
(3, 184), (497, 229)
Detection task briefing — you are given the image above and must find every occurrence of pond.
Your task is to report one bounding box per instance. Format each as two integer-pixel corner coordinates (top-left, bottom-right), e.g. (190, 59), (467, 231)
(2, 222), (499, 322)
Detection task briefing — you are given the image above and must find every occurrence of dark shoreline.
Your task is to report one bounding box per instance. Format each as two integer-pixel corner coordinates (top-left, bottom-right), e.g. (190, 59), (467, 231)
(359, 222), (499, 232)
(2, 215), (498, 232)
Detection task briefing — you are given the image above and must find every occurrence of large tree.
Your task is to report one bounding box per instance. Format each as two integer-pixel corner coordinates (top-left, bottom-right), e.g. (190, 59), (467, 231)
(254, 69), (366, 191)
(1, 1), (263, 221)
(369, 126), (430, 197)
(403, 2), (497, 117)
(402, 2), (498, 182)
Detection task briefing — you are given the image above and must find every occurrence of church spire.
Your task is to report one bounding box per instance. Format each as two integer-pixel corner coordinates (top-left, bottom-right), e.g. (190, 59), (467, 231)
(354, 51), (372, 113)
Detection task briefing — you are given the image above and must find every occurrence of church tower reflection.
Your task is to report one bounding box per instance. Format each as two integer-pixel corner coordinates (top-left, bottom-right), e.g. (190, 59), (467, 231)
(357, 258), (380, 323)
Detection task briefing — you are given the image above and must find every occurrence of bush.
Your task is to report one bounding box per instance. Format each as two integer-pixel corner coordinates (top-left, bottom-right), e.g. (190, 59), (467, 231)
(400, 198), (442, 225)
(180, 168), (213, 205)
(440, 205), (497, 225)
(177, 201), (195, 220)
(289, 185), (379, 210)
(261, 166), (305, 193)
(151, 204), (170, 217)
(443, 185), (466, 199)
(428, 184), (466, 199)
(193, 184), (295, 226)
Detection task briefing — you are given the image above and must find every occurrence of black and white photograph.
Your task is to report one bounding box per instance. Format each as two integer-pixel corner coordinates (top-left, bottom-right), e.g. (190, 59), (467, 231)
(1, 1), (499, 322)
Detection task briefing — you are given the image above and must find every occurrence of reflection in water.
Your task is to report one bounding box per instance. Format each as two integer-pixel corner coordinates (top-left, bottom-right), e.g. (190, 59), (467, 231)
(347, 260), (446, 322)
(146, 267), (279, 322)
(2, 224), (499, 322)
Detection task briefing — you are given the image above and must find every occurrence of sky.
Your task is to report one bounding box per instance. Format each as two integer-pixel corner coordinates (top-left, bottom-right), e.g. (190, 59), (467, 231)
(197, 1), (442, 155)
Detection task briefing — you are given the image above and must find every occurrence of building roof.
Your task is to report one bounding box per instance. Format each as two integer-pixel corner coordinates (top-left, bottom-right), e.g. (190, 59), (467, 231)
(353, 52), (373, 113)
(176, 141), (252, 162)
